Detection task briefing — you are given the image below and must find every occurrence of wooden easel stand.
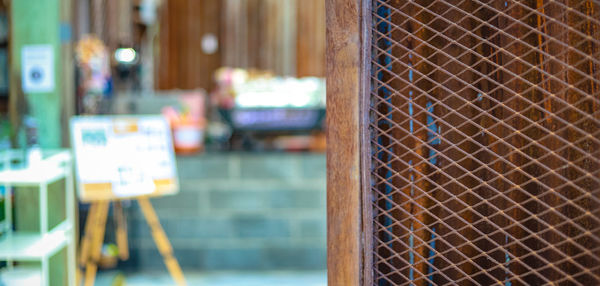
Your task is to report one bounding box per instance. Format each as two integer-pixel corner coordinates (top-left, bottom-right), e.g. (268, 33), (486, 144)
(78, 197), (186, 286)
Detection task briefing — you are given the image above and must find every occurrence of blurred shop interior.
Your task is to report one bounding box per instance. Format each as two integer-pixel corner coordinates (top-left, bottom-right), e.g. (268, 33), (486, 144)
(0, 0), (326, 285)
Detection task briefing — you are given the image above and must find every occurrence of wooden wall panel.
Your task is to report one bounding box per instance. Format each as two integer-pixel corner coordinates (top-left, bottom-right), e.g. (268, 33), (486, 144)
(220, 0), (323, 77)
(156, 0), (222, 90)
(221, 0), (245, 69)
(297, 0), (326, 77)
(156, 0), (324, 89)
(221, 0), (294, 76)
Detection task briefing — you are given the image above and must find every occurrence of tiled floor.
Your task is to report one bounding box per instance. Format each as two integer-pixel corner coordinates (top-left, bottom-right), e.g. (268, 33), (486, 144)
(95, 270), (327, 286)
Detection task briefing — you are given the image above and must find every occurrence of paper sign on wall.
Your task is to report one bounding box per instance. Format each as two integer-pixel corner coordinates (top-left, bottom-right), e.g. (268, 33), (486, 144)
(70, 116), (179, 201)
(21, 45), (55, 93)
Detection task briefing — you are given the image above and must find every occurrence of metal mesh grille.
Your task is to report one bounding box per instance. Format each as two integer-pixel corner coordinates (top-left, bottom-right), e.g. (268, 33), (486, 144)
(369, 0), (600, 285)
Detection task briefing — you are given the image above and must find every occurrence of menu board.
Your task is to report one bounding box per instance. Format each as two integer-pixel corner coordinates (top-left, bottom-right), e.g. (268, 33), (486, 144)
(70, 116), (179, 201)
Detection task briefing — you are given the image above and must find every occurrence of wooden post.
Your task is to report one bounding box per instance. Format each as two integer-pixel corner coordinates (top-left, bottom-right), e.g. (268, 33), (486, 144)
(326, 0), (367, 285)
(78, 198), (185, 285)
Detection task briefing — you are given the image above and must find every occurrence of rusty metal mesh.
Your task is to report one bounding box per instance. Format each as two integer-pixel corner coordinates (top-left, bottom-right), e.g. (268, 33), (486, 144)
(369, 0), (600, 285)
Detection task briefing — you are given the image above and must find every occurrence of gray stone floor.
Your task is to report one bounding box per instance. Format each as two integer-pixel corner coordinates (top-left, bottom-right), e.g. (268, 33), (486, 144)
(95, 270), (327, 286)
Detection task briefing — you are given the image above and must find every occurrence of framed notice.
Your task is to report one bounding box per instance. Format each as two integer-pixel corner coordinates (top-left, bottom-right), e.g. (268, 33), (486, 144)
(70, 115), (179, 201)
(21, 45), (55, 93)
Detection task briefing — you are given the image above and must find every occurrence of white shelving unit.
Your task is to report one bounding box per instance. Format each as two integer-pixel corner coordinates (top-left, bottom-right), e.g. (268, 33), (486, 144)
(0, 150), (75, 286)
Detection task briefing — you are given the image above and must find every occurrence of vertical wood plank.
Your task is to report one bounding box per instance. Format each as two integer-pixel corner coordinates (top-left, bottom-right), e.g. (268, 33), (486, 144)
(297, 0), (326, 77)
(326, 0), (364, 285)
(156, 1), (171, 90)
(201, 0), (222, 91)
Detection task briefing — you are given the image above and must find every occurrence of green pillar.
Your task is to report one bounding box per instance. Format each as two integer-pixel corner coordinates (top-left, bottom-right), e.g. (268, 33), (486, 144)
(9, 4), (72, 285)
(10, 0), (62, 148)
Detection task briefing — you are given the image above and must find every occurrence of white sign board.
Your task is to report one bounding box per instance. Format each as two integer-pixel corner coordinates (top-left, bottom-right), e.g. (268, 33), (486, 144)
(70, 116), (179, 201)
(21, 45), (55, 93)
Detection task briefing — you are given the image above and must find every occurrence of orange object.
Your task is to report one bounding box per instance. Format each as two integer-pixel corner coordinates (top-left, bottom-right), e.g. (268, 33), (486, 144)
(172, 119), (204, 154)
(161, 92), (207, 155)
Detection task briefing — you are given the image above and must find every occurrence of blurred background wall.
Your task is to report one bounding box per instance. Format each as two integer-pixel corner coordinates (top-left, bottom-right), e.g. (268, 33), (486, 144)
(1, 0), (327, 280)
(69, 0), (327, 273)
(74, 0), (328, 91)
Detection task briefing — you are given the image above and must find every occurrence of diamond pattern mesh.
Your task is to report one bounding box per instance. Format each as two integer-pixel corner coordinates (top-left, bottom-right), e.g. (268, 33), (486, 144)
(369, 0), (600, 285)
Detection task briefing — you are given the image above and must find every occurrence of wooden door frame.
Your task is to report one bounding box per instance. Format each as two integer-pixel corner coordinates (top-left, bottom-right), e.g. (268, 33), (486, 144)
(326, 0), (371, 285)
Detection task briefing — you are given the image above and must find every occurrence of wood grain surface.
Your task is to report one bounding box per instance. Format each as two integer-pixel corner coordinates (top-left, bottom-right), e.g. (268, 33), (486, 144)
(326, 0), (364, 285)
